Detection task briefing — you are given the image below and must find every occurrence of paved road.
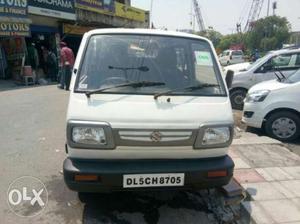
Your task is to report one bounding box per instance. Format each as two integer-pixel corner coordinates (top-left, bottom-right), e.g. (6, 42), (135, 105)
(0, 85), (222, 224)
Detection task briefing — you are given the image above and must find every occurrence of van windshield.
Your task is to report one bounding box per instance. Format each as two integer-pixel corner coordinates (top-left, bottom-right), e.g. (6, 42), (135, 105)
(75, 34), (226, 96)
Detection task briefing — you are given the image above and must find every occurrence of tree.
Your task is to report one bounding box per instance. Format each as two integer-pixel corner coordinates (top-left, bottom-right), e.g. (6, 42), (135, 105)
(217, 33), (244, 51)
(198, 29), (223, 47)
(245, 16), (291, 52)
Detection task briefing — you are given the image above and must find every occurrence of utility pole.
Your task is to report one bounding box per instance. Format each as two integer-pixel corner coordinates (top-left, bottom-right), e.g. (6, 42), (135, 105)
(149, 0), (154, 28)
(267, 0), (270, 16)
(272, 1), (277, 16)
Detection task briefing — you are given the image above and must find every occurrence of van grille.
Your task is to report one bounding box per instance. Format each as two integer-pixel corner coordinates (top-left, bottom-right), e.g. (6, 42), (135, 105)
(114, 129), (197, 147)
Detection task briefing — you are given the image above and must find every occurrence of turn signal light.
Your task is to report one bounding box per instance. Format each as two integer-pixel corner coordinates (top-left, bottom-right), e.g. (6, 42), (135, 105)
(74, 174), (98, 182)
(207, 170), (227, 178)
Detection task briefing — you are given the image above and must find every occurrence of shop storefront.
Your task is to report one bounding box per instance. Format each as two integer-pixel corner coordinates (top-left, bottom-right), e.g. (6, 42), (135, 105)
(62, 23), (98, 55)
(0, 1), (31, 80)
(75, 0), (116, 27)
(27, 0), (76, 80)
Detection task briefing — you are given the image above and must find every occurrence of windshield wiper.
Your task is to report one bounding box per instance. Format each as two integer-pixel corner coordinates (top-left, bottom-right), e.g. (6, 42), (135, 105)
(276, 69), (287, 80)
(154, 83), (220, 100)
(85, 81), (165, 98)
(108, 65), (149, 72)
(273, 72), (282, 81)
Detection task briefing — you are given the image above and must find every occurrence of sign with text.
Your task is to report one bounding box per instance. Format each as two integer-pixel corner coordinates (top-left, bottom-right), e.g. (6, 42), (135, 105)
(63, 23), (96, 35)
(115, 2), (146, 22)
(0, 0), (28, 17)
(0, 22), (30, 37)
(28, 0), (75, 20)
(76, 0), (115, 15)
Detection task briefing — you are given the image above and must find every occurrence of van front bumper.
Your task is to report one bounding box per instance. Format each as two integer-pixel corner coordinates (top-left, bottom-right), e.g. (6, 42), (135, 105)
(63, 156), (234, 192)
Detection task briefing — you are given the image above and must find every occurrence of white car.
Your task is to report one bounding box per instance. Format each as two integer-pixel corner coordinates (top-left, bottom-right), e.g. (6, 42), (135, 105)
(219, 50), (245, 66)
(230, 48), (300, 110)
(63, 29), (235, 193)
(224, 62), (251, 73)
(243, 69), (300, 141)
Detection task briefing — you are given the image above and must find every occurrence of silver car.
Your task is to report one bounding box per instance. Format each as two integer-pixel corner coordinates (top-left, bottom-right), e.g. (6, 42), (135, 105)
(230, 48), (300, 109)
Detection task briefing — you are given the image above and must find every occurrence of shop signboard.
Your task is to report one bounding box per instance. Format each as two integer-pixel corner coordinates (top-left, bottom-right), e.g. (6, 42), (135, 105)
(0, 1), (31, 37)
(115, 2), (146, 22)
(63, 23), (96, 36)
(28, 0), (76, 20)
(0, 21), (30, 37)
(75, 0), (115, 15)
(0, 0), (28, 17)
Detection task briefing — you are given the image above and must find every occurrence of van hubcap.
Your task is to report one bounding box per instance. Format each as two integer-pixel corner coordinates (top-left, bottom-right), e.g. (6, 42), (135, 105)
(272, 117), (297, 139)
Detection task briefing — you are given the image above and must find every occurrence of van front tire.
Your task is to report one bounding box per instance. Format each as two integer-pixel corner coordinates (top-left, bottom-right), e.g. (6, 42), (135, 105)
(265, 111), (300, 141)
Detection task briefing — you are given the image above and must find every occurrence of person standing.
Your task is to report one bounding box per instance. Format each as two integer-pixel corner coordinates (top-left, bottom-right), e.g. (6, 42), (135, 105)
(46, 47), (58, 82)
(27, 43), (39, 77)
(58, 42), (75, 90)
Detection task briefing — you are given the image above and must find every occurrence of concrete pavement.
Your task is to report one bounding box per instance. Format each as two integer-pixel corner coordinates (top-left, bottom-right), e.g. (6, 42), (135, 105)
(230, 135), (300, 224)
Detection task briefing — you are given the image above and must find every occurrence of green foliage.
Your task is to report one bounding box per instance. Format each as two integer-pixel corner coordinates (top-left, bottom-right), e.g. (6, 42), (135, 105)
(217, 33), (244, 51)
(198, 29), (223, 47)
(194, 16), (291, 54)
(245, 16), (291, 51)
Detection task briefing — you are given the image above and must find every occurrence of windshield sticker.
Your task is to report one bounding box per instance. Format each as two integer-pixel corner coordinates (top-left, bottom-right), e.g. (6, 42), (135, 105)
(195, 51), (213, 66)
(79, 83), (88, 89)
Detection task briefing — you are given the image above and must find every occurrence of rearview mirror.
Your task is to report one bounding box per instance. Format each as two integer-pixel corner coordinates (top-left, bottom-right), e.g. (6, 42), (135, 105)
(225, 70), (234, 89)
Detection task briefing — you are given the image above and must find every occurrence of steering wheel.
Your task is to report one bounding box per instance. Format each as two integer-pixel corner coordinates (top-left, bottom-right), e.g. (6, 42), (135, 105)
(98, 76), (128, 87)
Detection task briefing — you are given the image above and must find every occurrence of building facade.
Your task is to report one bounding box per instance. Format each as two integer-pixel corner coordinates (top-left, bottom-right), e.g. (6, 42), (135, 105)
(0, 0), (149, 80)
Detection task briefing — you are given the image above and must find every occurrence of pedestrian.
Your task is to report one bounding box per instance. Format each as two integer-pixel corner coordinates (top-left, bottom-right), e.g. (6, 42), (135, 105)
(58, 42), (75, 90)
(46, 47), (58, 82)
(27, 43), (39, 77)
(251, 49), (260, 62)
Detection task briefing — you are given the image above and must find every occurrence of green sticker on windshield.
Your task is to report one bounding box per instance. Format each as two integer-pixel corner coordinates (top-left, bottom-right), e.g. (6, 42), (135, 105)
(195, 51), (213, 66)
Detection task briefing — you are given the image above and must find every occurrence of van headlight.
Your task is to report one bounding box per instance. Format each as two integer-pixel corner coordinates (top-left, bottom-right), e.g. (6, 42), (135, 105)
(194, 125), (233, 149)
(67, 121), (115, 149)
(245, 90), (270, 103)
(72, 127), (106, 145)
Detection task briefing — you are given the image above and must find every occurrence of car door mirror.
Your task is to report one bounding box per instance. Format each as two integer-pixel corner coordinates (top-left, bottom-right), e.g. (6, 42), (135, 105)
(225, 70), (234, 89)
(258, 64), (271, 73)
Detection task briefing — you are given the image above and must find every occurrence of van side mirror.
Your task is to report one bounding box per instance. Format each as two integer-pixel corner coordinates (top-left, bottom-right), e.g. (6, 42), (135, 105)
(225, 70), (234, 89)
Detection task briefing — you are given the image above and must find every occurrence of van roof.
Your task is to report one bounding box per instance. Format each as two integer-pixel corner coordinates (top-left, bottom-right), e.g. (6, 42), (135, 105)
(85, 28), (210, 42)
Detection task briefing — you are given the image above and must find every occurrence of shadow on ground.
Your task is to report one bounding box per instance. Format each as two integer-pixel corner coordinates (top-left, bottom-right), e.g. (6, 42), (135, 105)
(81, 191), (216, 224)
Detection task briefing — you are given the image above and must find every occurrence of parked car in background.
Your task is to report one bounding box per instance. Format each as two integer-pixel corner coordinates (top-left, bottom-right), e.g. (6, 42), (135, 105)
(243, 69), (300, 141)
(219, 50), (245, 66)
(224, 62), (251, 73)
(230, 48), (300, 110)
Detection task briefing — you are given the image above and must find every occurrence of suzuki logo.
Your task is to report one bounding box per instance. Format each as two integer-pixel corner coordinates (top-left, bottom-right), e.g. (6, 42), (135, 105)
(150, 131), (162, 142)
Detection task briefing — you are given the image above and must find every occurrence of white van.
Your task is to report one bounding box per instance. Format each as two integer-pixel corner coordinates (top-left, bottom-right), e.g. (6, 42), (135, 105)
(63, 29), (235, 193)
(219, 50), (245, 66)
(243, 69), (300, 141)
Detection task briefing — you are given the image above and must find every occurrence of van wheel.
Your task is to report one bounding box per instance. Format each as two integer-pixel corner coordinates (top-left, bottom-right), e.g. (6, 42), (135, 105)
(265, 111), (300, 141)
(230, 89), (247, 110)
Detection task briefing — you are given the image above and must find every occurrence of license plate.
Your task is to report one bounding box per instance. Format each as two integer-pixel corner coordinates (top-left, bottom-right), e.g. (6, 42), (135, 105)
(123, 173), (185, 188)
